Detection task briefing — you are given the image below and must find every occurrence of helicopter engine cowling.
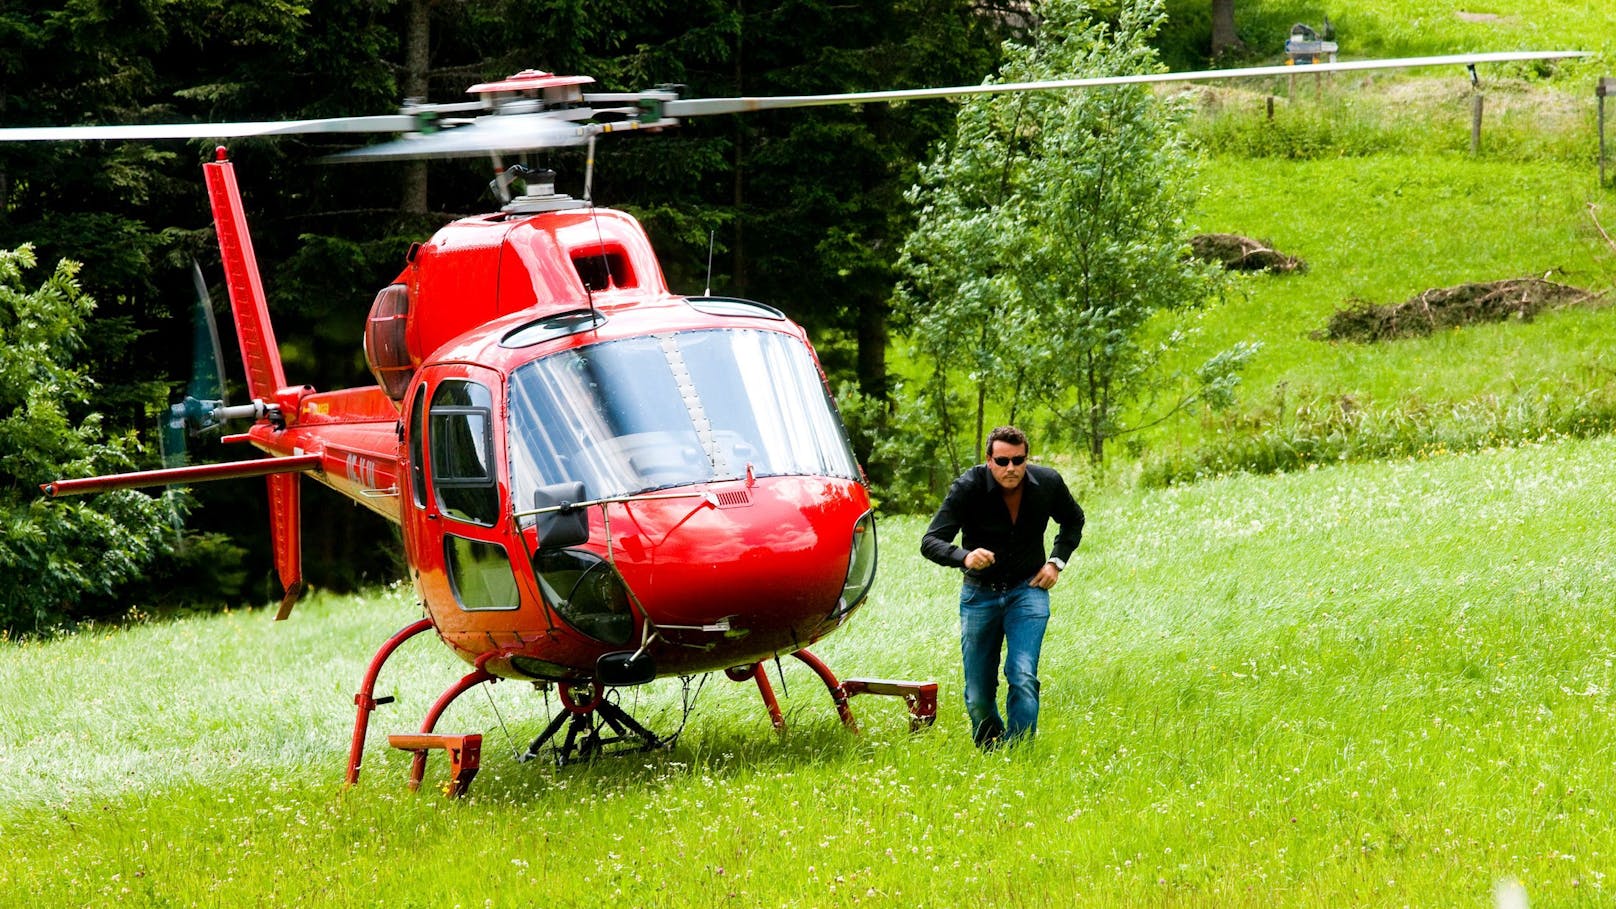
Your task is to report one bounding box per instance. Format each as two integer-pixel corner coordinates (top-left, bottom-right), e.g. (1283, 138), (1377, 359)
(396, 207), (670, 368)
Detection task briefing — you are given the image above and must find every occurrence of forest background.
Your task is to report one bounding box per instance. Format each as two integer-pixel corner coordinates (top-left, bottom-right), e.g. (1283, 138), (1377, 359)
(0, 0), (1611, 629)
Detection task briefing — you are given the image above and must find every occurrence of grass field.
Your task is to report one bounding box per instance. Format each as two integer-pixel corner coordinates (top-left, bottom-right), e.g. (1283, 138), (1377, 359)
(4, 437), (1615, 906)
(1153, 152), (1616, 445)
(5, 3), (1615, 906)
(1167, 0), (1616, 65)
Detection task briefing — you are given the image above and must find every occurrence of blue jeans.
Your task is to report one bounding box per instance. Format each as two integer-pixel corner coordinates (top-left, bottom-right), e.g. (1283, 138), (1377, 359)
(959, 580), (1050, 747)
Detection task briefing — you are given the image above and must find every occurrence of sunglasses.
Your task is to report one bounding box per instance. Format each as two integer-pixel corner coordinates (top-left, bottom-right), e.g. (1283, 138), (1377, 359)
(991, 455), (1027, 467)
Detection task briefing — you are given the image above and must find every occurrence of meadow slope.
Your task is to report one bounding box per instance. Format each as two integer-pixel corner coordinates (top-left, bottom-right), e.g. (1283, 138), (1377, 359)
(2, 438), (1614, 906)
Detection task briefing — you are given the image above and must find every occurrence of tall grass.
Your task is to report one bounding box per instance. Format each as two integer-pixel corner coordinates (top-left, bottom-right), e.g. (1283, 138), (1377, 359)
(4, 439), (1615, 905)
(1142, 383), (1616, 485)
(1184, 76), (1596, 164)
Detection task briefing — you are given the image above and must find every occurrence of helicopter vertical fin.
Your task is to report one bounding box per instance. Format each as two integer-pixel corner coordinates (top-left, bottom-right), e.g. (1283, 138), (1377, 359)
(202, 148), (288, 401)
(203, 148), (302, 615)
(269, 472), (305, 620)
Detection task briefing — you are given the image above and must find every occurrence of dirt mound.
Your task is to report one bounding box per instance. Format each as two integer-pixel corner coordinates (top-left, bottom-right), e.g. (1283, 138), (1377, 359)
(1190, 233), (1306, 273)
(1316, 277), (1604, 343)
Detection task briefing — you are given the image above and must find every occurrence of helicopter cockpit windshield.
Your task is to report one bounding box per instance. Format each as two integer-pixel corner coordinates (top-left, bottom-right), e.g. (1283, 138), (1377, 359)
(507, 328), (859, 507)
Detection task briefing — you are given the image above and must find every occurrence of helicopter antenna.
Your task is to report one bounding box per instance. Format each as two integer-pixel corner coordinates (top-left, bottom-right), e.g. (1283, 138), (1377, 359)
(584, 191), (612, 313)
(585, 134), (609, 308)
(704, 229), (715, 296)
(581, 132), (608, 308)
(489, 153), (511, 204)
(583, 134), (597, 203)
(480, 683), (522, 761)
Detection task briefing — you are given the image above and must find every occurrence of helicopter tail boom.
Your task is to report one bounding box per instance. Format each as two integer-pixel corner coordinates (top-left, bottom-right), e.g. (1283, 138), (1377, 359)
(39, 454), (322, 497)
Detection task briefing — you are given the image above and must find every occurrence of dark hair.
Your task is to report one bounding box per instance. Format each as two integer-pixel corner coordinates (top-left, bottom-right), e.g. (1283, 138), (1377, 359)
(985, 425), (1028, 457)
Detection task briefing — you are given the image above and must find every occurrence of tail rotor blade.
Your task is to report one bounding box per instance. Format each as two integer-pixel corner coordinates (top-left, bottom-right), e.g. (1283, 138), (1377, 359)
(160, 406), (188, 469)
(188, 260), (227, 411)
(161, 261), (232, 468)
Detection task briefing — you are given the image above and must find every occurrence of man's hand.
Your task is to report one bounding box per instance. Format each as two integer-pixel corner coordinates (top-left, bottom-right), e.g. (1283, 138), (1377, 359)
(962, 548), (996, 571)
(1030, 562), (1060, 590)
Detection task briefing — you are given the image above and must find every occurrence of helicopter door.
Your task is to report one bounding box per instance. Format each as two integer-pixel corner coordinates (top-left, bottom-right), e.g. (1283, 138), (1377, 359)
(413, 368), (521, 612)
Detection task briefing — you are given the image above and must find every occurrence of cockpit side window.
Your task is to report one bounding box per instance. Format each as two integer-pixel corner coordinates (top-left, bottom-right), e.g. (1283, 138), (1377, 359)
(429, 379), (499, 526)
(444, 534), (520, 610)
(408, 383), (428, 508)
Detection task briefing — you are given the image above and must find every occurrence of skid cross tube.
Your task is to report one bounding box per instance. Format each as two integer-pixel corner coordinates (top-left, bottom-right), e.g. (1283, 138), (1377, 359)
(791, 648), (858, 732)
(733, 652), (938, 733)
(724, 663), (785, 730)
(520, 682), (668, 766)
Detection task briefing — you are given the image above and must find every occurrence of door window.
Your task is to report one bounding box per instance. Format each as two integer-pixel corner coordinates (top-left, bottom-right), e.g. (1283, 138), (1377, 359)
(430, 379), (499, 525)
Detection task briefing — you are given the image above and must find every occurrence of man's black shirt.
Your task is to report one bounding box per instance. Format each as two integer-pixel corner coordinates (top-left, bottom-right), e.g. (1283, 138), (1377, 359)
(921, 463), (1084, 586)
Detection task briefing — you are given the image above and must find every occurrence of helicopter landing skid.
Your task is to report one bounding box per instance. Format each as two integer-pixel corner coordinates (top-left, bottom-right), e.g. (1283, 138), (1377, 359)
(519, 684), (669, 767)
(727, 648), (939, 734)
(346, 619), (502, 798)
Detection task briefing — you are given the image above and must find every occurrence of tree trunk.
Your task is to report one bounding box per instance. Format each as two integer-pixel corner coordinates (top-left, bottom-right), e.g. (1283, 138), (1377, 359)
(975, 381), (987, 463)
(730, 6), (747, 296)
(855, 296), (888, 402)
(1211, 0), (1242, 58)
(401, 0), (431, 215)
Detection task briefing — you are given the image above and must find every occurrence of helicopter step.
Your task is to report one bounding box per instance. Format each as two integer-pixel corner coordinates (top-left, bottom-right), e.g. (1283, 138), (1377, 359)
(727, 650), (938, 735)
(842, 678), (940, 733)
(388, 733), (482, 798)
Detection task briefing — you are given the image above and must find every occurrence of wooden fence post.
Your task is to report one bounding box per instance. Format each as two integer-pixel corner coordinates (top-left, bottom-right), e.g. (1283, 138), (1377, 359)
(1599, 77), (1614, 187)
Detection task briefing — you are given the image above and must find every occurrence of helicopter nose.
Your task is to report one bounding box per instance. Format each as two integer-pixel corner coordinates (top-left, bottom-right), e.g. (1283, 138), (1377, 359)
(619, 478), (870, 647)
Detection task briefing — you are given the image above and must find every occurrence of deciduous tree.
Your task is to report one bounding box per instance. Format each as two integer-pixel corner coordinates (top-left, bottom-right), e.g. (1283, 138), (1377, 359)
(0, 246), (178, 633)
(898, 0), (1255, 465)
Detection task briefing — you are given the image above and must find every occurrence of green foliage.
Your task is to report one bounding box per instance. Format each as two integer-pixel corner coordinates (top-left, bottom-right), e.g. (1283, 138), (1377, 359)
(713, 0), (1008, 396)
(0, 0), (1009, 599)
(0, 246), (179, 633)
(836, 380), (962, 513)
(898, 0), (1253, 463)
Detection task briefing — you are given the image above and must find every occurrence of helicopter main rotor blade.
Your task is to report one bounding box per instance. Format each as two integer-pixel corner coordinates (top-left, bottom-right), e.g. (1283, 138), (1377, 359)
(322, 112), (597, 161)
(0, 50), (1584, 161)
(0, 114), (419, 143)
(322, 111), (680, 162)
(663, 50), (1589, 117)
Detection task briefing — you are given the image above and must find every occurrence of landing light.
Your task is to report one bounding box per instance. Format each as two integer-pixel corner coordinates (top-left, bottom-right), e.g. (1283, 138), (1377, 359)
(839, 511), (878, 616)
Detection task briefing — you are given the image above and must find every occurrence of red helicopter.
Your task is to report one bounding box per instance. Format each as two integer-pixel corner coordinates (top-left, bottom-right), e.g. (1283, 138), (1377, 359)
(3, 52), (1581, 795)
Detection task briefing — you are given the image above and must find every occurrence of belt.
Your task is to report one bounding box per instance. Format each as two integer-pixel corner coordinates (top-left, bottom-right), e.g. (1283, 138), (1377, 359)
(963, 575), (1030, 593)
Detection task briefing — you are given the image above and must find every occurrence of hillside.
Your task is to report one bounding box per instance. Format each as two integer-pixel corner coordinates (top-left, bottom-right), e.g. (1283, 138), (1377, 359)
(1129, 39), (1616, 481)
(2, 439), (1614, 905)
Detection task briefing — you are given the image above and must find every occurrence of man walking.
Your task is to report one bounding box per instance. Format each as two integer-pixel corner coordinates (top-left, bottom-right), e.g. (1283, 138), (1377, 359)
(921, 426), (1084, 748)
